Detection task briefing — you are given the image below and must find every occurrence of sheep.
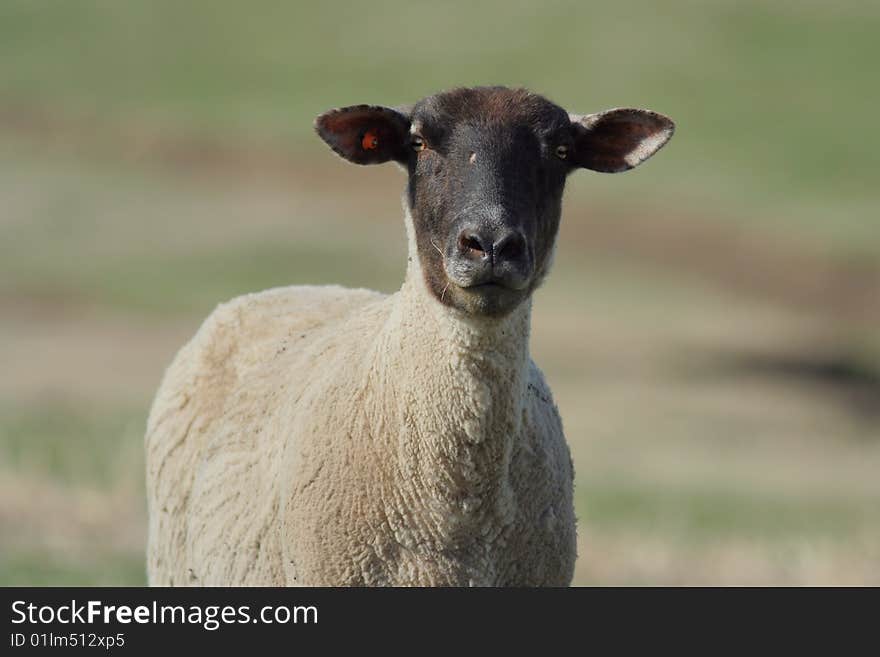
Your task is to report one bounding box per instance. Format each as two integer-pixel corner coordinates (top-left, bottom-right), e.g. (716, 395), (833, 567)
(145, 86), (674, 586)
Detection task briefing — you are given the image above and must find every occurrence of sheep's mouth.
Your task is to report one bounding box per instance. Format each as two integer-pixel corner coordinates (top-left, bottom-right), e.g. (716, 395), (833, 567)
(451, 280), (527, 317)
(465, 282), (509, 291)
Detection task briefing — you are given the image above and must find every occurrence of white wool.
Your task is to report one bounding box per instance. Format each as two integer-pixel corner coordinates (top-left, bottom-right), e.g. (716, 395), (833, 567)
(145, 211), (576, 586)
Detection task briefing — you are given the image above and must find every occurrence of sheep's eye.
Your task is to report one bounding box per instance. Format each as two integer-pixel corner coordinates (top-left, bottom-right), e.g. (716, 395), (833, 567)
(411, 135), (427, 152)
(555, 145), (568, 160)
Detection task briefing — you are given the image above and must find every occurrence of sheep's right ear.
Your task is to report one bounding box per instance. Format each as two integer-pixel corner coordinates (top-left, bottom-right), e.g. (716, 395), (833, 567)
(315, 105), (411, 165)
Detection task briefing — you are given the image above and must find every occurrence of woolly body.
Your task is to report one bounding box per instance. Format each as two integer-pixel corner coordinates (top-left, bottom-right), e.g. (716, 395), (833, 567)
(145, 255), (576, 586)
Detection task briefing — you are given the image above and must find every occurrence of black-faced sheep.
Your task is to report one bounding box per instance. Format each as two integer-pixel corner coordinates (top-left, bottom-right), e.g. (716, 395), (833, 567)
(145, 86), (674, 586)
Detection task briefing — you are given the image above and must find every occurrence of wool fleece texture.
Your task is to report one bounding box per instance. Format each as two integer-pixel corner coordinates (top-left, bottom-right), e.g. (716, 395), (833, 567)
(145, 237), (576, 586)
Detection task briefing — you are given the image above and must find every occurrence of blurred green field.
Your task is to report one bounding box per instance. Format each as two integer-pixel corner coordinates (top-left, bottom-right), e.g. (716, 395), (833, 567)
(3, 0), (879, 254)
(1, 1), (878, 585)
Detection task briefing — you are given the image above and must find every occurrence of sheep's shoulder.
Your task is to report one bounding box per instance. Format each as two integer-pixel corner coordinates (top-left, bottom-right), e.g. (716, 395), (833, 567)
(148, 284), (384, 429)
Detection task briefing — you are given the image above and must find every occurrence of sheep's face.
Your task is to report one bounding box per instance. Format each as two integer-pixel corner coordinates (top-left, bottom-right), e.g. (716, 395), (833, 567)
(316, 87), (674, 317)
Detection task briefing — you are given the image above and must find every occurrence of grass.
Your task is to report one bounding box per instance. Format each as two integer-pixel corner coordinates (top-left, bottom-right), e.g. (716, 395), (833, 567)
(4, 242), (401, 317)
(579, 479), (880, 542)
(1, 1), (879, 256)
(0, 402), (148, 586)
(1, 2), (879, 586)
(0, 551), (146, 587)
(0, 403), (144, 490)
(0, 141), (406, 317)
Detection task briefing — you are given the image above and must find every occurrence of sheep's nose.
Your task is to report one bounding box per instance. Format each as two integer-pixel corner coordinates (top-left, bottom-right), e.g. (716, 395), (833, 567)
(448, 221), (532, 290)
(456, 227), (526, 268)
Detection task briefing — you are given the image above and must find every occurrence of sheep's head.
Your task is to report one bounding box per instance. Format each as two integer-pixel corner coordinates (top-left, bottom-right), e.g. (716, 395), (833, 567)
(316, 86), (674, 317)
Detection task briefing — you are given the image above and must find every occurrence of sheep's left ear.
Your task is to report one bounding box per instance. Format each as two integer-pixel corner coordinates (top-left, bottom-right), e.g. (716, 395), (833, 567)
(315, 105), (411, 165)
(568, 108), (675, 173)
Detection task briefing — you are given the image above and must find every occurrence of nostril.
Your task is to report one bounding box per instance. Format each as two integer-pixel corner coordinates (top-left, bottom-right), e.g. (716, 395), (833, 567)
(459, 233), (487, 258)
(495, 233), (525, 262)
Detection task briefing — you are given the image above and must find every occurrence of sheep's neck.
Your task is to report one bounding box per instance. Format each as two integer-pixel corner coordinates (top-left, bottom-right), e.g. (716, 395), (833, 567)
(376, 265), (531, 535)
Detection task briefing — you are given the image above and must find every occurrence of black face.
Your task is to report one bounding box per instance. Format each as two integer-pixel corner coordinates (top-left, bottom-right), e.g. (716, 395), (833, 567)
(405, 87), (572, 316)
(315, 86), (675, 318)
